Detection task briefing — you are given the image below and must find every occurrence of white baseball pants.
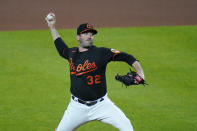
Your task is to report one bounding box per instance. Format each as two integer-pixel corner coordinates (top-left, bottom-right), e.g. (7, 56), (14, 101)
(56, 94), (134, 131)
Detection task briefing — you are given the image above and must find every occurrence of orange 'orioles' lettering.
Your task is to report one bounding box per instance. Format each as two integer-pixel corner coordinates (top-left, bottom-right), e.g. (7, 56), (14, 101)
(69, 58), (75, 71)
(69, 58), (98, 76)
(76, 64), (82, 72)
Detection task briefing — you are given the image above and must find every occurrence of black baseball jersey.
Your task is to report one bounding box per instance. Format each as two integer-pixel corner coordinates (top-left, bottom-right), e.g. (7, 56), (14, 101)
(54, 37), (136, 101)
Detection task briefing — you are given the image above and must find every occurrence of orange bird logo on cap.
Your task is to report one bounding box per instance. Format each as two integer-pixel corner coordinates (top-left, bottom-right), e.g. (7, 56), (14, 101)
(87, 24), (93, 29)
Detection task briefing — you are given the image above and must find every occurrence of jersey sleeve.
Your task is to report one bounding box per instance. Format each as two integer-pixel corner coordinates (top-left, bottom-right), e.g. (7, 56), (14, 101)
(102, 48), (137, 66)
(54, 37), (70, 59)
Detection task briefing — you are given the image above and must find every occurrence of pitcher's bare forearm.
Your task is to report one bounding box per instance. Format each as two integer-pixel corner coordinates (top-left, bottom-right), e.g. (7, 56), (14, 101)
(50, 27), (60, 41)
(132, 61), (145, 79)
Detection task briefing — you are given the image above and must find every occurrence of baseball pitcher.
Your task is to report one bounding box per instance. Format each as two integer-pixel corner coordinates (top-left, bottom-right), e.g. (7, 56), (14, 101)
(45, 13), (146, 131)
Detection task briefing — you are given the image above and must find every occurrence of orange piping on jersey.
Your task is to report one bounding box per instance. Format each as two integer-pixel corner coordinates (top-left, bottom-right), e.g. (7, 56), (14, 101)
(62, 48), (67, 58)
(112, 53), (120, 60)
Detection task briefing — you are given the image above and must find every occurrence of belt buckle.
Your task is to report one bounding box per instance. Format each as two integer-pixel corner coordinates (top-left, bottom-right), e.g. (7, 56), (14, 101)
(86, 101), (97, 106)
(100, 98), (104, 102)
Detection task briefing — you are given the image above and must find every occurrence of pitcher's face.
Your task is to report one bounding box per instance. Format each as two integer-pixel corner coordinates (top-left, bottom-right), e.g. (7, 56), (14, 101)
(77, 32), (94, 48)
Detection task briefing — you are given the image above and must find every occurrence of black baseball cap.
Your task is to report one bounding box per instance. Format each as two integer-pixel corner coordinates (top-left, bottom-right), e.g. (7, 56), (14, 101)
(77, 23), (97, 35)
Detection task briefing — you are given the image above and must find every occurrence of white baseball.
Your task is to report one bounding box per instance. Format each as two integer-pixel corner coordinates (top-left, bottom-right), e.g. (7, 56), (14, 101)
(46, 13), (55, 21)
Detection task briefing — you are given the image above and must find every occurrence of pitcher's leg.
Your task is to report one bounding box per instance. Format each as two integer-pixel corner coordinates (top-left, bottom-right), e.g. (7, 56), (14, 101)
(101, 103), (134, 131)
(56, 100), (89, 131)
(90, 97), (134, 131)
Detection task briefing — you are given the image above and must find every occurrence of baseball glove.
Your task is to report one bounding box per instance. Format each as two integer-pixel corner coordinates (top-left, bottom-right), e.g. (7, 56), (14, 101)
(115, 69), (148, 87)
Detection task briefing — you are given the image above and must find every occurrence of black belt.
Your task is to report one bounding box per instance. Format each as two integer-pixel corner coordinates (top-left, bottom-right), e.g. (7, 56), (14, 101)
(71, 95), (104, 106)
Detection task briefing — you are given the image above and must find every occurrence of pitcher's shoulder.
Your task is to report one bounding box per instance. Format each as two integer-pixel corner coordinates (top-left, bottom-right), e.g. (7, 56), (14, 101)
(95, 46), (110, 52)
(70, 47), (78, 53)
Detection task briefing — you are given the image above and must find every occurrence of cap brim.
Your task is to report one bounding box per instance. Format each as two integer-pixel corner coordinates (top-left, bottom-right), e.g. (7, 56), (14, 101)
(80, 29), (97, 35)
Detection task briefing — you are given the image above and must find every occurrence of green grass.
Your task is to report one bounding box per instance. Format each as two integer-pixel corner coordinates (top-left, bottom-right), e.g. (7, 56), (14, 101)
(0, 25), (197, 131)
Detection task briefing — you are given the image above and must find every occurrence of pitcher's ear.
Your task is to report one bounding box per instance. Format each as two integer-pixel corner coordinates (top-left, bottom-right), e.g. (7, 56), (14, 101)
(76, 35), (80, 40)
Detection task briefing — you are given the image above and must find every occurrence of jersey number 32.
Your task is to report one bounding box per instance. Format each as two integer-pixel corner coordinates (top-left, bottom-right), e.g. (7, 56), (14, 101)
(86, 75), (101, 85)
